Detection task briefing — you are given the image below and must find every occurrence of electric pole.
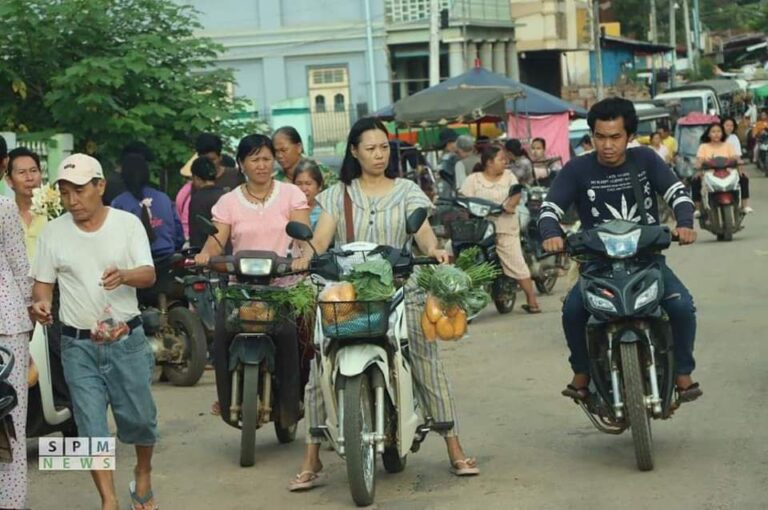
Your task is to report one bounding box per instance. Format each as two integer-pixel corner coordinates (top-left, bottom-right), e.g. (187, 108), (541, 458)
(429, 0), (440, 86)
(650, 0), (658, 43)
(682, 0), (695, 75)
(669, 0), (677, 88)
(593, 0), (604, 100)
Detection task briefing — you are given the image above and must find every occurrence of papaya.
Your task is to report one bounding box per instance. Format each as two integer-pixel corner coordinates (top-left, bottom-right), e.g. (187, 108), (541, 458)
(425, 294), (444, 323)
(451, 309), (468, 339)
(421, 312), (437, 342)
(435, 316), (455, 341)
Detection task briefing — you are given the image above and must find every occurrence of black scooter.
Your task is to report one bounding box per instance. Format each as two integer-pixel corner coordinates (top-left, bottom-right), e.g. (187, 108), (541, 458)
(565, 219), (682, 471)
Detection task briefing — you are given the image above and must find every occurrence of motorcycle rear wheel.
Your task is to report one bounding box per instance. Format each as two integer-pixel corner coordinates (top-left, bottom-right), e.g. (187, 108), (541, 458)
(492, 277), (517, 314)
(240, 363), (260, 467)
(162, 307), (207, 387)
(343, 373), (377, 507)
(274, 421), (297, 444)
(620, 342), (654, 471)
(535, 273), (558, 295)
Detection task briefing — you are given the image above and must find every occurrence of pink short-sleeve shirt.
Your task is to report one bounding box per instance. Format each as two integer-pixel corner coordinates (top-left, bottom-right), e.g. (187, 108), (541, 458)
(212, 181), (308, 256)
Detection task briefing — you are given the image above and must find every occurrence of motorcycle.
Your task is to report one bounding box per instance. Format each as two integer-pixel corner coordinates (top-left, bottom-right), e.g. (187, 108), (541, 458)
(519, 185), (568, 294)
(699, 157), (745, 242)
(565, 219), (683, 471)
(756, 131), (768, 175)
(140, 253), (208, 387)
(439, 196), (518, 313)
(208, 250), (302, 467)
(286, 209), (452, 507)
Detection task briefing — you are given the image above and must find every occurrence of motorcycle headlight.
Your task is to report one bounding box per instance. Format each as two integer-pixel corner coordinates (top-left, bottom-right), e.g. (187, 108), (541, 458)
(239, 258), (273, 276)
(597, 230), (642, 259)
(633, 281), (659, 310)
(586, 291), (617, 313)
(468, 202), (491, 217)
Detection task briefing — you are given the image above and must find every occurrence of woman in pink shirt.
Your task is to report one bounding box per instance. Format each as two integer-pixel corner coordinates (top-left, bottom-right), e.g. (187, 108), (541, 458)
(195, 135), (310, 263)
(194, 134), (310, 427)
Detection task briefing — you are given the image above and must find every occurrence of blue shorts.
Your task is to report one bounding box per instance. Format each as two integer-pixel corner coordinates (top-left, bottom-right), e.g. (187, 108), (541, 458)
(61, 326), (158, 445)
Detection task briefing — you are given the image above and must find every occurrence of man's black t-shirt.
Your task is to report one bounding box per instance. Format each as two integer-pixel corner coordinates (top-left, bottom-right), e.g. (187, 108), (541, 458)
(538, 147), (694, 240)
(189, 185), (226, 249)
(215, 166), (244, 193)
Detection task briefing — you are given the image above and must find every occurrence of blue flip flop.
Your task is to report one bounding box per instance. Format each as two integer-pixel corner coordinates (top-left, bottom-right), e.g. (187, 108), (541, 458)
(129, 480), (158, 510)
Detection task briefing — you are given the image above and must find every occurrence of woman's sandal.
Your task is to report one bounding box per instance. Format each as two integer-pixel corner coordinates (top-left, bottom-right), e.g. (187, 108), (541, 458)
(521, 304), (542, 314)
(450, 458), (480, 476)
(561, 384), (589, 401)
(676, 382), (703, 403)
(210, 401), (221, 416)
(288, 470), (324, 491)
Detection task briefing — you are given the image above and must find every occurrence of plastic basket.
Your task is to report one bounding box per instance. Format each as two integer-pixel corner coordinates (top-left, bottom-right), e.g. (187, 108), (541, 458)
(319, 301), (391, 339)
(448, 218), (490, 244)
(223, 297), (279, 334)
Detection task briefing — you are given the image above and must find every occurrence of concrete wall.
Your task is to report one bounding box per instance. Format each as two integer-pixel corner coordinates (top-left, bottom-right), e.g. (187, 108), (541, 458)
(179, 0), (391, 117)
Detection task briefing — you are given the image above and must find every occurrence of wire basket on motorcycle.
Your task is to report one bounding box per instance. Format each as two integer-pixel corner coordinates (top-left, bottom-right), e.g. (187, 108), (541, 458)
(221, 285), (285, 335)
(318, 299), (392, 339)
(448, 218), (493, 244)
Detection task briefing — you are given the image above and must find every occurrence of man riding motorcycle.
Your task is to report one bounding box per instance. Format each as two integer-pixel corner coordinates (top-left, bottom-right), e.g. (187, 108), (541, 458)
(538, 97), (703, 403)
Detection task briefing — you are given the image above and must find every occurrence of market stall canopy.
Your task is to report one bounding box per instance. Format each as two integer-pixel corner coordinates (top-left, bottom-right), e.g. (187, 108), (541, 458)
(376, 67), (587, 120)
(393, 86), (522, 125)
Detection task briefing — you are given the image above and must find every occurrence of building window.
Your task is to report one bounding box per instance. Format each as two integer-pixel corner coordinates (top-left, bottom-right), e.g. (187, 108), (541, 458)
(334, 93), (346, 112)
(315, 95), (326, 113)
(310, 67), (348, 86)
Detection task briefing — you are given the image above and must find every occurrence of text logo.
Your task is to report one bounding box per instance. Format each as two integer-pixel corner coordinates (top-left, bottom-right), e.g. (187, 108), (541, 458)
(39, 437), (116, 471)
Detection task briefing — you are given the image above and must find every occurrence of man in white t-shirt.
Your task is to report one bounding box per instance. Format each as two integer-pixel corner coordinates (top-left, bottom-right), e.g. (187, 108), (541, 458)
(30, 154), (159, 510)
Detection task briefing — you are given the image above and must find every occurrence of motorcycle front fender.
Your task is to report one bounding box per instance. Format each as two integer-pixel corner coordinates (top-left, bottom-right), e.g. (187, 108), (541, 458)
(336, 344), (391, 390)
(229, 335), (275, 371)
(617, 328), (645, 343)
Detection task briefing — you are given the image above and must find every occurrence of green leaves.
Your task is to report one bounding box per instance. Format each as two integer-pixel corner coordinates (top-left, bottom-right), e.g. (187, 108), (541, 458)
(0, 0), (267, 191)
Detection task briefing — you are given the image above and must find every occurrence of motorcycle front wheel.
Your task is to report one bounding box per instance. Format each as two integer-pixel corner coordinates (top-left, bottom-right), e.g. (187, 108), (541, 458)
(343, 373), (376, 507)
(240, 363), (260, 467)
(620, 342), (654, 471)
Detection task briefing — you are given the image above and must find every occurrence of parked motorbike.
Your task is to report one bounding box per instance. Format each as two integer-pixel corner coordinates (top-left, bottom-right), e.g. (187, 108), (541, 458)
(565, 219), (682, 471)
(27, 323), (77, 438)
(439, 196), (518, 313)
(140, 253), (208, 387)
(756, 131), (768, 175)
(208, 250), (302, 467)
(286, 209), (452, 507)
(519, 185), (567, 294)
(699, 157), (745, 242)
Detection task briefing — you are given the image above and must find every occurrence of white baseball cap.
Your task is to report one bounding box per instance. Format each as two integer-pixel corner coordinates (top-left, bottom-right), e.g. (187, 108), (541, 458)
(56, 154), (104, 185)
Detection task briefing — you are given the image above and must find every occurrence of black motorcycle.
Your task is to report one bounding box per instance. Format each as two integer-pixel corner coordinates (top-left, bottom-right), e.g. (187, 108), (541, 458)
(209, 251), (302, 467)
(441, 196), (518, 314)
(139, 253), (208, 387)
(521, 185), (566, 294)
(565, 219), (680, 471)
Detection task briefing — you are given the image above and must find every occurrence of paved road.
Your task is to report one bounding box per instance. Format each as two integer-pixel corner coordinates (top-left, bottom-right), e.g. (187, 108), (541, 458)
(28, 169), (768, 509)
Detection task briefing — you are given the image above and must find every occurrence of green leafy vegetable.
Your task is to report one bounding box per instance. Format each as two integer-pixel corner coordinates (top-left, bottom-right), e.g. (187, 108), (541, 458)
(347, 260), (395, 301)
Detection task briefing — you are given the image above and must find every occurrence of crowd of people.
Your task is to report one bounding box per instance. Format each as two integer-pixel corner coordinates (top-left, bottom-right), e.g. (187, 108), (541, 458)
(4, 93), (763, 507)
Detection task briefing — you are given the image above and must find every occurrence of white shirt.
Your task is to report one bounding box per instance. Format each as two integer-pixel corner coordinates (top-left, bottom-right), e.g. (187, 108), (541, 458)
(652, 144), (670, 162)
(31, 208), (154, 329)
(726, 133), (742, 158)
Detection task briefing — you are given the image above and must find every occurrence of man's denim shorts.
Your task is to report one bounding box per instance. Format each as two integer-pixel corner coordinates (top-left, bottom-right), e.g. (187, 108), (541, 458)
(61, 325), (158, 445)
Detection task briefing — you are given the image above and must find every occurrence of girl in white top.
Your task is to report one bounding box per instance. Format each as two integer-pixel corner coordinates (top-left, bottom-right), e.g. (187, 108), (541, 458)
(722, 117), (742, 159)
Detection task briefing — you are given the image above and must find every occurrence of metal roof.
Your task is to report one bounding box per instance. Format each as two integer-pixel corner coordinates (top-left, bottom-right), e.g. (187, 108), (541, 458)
(669, 79), (743, 96)
(601, 35), (673, 54)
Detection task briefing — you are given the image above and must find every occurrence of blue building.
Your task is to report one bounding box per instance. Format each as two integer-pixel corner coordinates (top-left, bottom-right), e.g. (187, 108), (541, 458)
(179, 0), (391, 151)
(590, 35), (672, 86)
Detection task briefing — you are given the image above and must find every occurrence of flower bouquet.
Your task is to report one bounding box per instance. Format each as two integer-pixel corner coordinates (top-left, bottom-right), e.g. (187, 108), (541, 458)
(31, 183), (63, 220)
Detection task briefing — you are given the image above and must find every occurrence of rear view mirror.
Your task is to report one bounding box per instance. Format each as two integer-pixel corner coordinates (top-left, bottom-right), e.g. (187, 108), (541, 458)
(286, 221), (313, 241)
(405, 208), (428, 235)
(197, 215), (219, 237)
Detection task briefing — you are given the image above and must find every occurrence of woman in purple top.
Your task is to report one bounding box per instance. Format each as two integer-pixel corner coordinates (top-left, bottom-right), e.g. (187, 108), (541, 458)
(0, 195), (33, 509)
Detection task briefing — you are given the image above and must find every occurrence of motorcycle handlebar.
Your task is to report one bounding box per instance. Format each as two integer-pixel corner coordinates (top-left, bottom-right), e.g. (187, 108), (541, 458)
(413, 257), (440, 266)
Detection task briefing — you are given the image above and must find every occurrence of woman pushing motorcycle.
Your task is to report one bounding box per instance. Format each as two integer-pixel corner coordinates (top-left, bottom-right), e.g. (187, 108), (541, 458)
(460, 144), (541, 314)
(288, 117), (479, 492)
(194, 133), (311, 427)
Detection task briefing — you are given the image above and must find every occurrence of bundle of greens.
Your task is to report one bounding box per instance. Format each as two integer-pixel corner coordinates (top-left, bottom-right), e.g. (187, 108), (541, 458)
(416, 247), (500, 341)
(216, 280), (316, 320)
(347, 259), (395, 301)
